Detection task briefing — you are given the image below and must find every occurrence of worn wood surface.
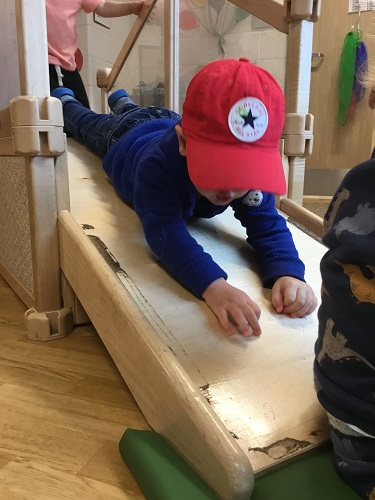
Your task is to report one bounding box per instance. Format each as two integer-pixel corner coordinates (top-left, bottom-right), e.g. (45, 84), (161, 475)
(66, 139), (329, 482)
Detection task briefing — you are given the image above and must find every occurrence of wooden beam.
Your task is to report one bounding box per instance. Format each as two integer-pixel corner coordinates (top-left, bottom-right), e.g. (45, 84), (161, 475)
(284, 19), (313, 203)
(27, 156), (62, 311)
(106, 0), (158, 91)
(303, 195), (332, 204)
(15, 0), (49, 96)
(229, 0), (288, 34)
(280, 197), (324, 238)
(1, 0), (21, 109)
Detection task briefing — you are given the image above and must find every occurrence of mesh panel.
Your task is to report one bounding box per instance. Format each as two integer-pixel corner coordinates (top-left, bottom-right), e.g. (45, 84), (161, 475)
(0, 156), (34, 296)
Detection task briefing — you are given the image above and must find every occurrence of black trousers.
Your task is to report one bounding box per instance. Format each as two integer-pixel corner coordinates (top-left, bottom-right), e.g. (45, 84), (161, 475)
(49, 64), (90, 109)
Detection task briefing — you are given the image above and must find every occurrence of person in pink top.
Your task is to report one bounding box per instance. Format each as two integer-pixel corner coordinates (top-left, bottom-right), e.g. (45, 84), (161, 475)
(46, 0), (144, 108)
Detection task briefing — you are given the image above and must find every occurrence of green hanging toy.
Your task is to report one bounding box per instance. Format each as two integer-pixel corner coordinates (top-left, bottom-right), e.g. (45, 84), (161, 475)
(337, 29), (361, 126)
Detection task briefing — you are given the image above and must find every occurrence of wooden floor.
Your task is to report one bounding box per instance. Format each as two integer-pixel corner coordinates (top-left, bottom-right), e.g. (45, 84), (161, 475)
(0, 274), (148, 499)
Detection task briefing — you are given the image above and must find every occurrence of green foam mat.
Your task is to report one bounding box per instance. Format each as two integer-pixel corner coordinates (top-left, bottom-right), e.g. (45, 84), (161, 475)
(119, 429), (217, 499)
(252, 444), (360, 499)
(119, 429), (360, 499)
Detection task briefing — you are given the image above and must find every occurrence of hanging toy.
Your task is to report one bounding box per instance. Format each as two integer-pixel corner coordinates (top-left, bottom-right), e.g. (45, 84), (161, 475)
(348, 37), (368, 119)
(337, 30), (359, 126)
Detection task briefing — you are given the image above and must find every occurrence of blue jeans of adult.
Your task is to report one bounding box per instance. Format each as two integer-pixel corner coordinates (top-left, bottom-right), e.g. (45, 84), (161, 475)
(62, 98), (181, 158)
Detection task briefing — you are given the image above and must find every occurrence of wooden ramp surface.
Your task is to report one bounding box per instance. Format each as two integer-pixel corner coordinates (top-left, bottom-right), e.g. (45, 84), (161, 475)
(67, 139), (329, 475)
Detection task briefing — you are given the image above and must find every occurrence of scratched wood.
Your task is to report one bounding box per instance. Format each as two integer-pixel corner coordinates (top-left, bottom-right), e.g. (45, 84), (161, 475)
(67, 139), (329, 475)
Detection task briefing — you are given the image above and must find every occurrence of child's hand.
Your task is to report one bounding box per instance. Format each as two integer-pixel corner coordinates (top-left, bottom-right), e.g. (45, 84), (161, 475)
(202, 278), (261, 337)
(131, 1), (144, 15)
(271, 277), (317, 318)
(96, 0), (144, 17)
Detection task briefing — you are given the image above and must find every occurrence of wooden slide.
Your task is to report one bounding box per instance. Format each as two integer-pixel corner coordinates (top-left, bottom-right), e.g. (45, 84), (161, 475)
(57, 139), (328, 498)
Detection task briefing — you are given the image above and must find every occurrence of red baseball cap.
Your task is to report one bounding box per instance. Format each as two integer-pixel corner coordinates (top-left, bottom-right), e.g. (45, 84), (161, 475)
(181, 58), (286, 194)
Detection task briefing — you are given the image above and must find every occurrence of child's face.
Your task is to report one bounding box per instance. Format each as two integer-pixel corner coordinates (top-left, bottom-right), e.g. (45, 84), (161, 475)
(195, 187), (248, 206)
(175, 125), (248, 205)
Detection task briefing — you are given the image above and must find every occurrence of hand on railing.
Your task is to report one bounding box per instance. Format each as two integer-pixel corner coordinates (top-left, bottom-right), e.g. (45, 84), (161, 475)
(95, 0), (145, 18)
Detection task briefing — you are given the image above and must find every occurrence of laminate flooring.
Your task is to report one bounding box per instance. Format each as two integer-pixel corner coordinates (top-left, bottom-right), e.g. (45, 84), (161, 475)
(0, 274), (148, 499)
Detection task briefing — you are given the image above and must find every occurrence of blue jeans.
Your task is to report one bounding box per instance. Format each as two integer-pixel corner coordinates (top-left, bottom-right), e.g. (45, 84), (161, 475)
(62, 99), (181, 158)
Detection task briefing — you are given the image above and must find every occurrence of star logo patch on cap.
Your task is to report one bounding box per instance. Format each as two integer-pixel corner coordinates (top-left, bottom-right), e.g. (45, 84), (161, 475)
(228, 97), (268, 143)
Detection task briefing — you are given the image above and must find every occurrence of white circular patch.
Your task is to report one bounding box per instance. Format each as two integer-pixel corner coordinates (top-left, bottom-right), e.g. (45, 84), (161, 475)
(242, 190), (263, 207)
(228, 97), (268, 143)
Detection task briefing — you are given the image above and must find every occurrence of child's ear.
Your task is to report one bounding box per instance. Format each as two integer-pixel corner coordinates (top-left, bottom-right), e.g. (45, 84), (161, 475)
(175, 124), (186, 156)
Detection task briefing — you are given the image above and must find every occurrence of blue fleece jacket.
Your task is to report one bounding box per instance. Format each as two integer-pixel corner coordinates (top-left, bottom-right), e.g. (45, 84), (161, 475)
(103, 119), (305, 297)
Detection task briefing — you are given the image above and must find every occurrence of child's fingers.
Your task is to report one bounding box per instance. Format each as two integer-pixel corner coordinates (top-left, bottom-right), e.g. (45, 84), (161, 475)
(289, 291), (318, 318)
(229, 305), (262, 337)
(271, 285), (285, 313)
(216, 309), (235, 334)
(283, 290), (317, 317)
(282, 287), (305, 314)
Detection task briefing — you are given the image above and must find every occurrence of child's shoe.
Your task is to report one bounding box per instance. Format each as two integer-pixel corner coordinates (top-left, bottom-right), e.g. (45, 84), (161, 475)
(51, 87), (76, 103)
(108, 89), (136, 114)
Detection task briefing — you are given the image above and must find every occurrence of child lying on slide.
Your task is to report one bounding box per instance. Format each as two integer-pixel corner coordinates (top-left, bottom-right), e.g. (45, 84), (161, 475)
(52, 58), (317, 337)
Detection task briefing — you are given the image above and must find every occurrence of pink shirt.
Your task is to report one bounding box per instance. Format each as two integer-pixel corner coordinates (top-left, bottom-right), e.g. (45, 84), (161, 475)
(46, 0), (102, 71)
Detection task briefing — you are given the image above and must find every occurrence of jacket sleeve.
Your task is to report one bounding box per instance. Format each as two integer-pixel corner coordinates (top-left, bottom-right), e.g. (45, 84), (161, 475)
(133, 155), (227, 297)
(231, 192), (305, 287)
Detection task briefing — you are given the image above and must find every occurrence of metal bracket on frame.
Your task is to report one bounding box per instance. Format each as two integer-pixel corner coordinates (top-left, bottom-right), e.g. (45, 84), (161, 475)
(284, 0), (321, 23)
(10, 96), (65, 156)
(282, 113), (314, 157)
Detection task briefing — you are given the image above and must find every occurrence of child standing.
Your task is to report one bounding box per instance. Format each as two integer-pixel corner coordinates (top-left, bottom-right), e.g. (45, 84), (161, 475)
(46, 0), (144, 107)
(314, 161), (375, 499)
(52, 58), (317, 336)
